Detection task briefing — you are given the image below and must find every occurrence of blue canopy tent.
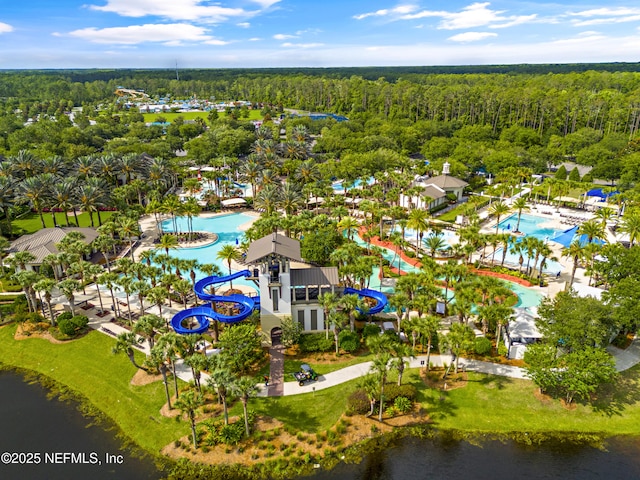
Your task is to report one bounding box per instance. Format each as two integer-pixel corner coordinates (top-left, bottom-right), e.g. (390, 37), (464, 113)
(550, 226), (578, 248)
(586, 188), (619, 201)
(550, 225), (606, 248)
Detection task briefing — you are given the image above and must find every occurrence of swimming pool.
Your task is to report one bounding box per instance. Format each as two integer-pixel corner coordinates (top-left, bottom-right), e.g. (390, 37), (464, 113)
(161, 212), (258, 291)
(498, 213), (564, 241)
(332, 177), (375, 192)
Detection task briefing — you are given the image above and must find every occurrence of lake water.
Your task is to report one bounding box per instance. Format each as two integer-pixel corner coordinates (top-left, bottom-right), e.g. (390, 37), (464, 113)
(308, 434), (640, 480)
(3, 369), (640, 480)
(0, 371), (161, 480)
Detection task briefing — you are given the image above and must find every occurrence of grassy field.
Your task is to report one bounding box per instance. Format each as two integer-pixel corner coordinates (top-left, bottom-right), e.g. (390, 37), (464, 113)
(3, 322), (640, 461)
(0, 324), (187, 453)
(142, 110), (263, 123)
(12, 211), (116, 235)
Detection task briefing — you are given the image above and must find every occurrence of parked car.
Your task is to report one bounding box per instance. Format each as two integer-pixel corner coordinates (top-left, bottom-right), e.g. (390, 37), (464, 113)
(293, 364), (318, 386)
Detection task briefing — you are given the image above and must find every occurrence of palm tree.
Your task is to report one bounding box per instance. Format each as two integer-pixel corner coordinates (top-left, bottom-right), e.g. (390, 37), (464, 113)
(370, 351), (391, 421)
(340, 293), (368, 332)
(424, 234), (447, 258)
(419, 315), (441, 370)
(278, 180), (304, 217)
(156, 234), (179, 257)
(148, 344), (173, 410)
(206, 355), (235, 425)
(17, 174), (53, 229)
(156, 332), (182, 399)
(147, 286), (169, 323)
(133, 314), (165, 350)
(577, 219), (605, 244)
(182, 197), (201, 241)
(511, 197), (529, 233)
(441, 323), (475, 376)
(117, 216), (140, 260)
(619, 210), (640, 246)
(337, 216), (359, 241)
(175, 389), (204, 448)
(85, 263), (106, 313)
(92, 234), (117, 272)
(390, 343), (413, 386)
(58, 278), (81, 316)
(562, 240), (587, 288)
(33, 278), (57, 324)
(116, 275), (136, 323)
(407, 208), (430, 257)
(112, 332), (146, 370)
(216, 244), (239, 289)
(231, 376), (259, 437)
(50, 178), (78, 226)
(12, 270), (41, 313)
(318, 291), (340, 340)
(7, 251), (36, 272)
(254, 183), (280, 215)
(489, 201), (510, 234)
(173, 278), (193, 310)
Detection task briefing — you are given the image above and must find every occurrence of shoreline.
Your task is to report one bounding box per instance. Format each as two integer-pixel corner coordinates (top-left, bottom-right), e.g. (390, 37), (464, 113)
(3, 322), (640, 478)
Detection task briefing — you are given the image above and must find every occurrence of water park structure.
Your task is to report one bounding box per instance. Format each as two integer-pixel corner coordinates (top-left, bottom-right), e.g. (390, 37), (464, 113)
(171, 232), (388, 342)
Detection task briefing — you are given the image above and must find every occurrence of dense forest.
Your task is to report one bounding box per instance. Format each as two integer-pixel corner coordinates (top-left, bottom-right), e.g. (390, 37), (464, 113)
(2, 64), (640, 196)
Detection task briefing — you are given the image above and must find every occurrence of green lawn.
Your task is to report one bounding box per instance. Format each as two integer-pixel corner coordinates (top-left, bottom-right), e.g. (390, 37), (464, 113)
(3, 322), (640, 461)
(0, 324), (187, 453)
(282, 352), (376, 381)
(12, 211), (116, 235)
(142, 110), (263, 123)
(414, 368), (640, 435)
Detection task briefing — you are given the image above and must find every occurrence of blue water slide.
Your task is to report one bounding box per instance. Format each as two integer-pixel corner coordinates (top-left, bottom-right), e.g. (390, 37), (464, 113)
(171, 306), (213, 334)
(171, 269), (260, 334)
(194, 269), (252, 301)
(343, 287), (389, 315)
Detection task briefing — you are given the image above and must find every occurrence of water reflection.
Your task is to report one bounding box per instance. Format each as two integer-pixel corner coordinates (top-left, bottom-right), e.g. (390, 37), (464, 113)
(0, 371), (161, 480)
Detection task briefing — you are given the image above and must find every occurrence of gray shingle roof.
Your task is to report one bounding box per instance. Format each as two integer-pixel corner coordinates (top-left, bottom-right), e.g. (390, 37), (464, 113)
(9, 227), (99, 264)
(426, 175), (468, 189)
(290, 267), (339, 287)
(244, 232), (302, 264)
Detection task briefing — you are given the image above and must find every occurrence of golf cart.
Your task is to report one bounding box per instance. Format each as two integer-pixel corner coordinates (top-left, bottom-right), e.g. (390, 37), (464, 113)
(293, 364), (318, 386)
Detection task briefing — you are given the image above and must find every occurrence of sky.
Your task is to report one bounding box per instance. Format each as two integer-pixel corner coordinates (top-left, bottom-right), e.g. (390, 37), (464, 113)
(2, 0), (640, 69)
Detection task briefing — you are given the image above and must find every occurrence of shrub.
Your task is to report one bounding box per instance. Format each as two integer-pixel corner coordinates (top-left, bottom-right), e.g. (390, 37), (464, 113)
(498, 343), (508, 357)
(384, 383), (417, 403)
(346, 388), (371, 415)
(57, 319), (77, 336)
(474, 336), (493, 355)
(361, 323), (381, 338)
(57, 311), (73, 322)
(339, 330), (359, 353)
(394, 396), (413, 414)
(71, 315), (89, 330)
(299, 333), (334, 353)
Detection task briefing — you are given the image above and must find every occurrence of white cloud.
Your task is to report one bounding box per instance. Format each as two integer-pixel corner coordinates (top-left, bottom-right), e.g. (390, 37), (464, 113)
(248, 37), (261, 41)
(0, 22), (14, 33)
(281, 42), (323, 48)
(273, 33), (297, 40)
(448, 31), (497, 42)
(89, 0), (249, 22)
(569, 7), (640, 18)
(354, 4), (419, 20)
(359, 2), (537, 30)
(250, 0), (281, 7)
(549, 32), (607, 45)
(237, 22), (251, 28)
(66, 23), (213, 44)
(571, 15), (640, 27)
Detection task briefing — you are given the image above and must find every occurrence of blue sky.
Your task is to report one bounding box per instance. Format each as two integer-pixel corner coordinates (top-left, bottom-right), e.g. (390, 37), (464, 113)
(2, 1), (640, 68)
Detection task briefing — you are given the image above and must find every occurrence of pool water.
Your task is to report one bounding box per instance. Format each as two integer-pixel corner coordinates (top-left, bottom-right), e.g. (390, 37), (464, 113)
(159, 212), (544, 310)
(332, 177), (375, 191)
(161, 212), (258, 291)
(498, 213), (563, 241)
